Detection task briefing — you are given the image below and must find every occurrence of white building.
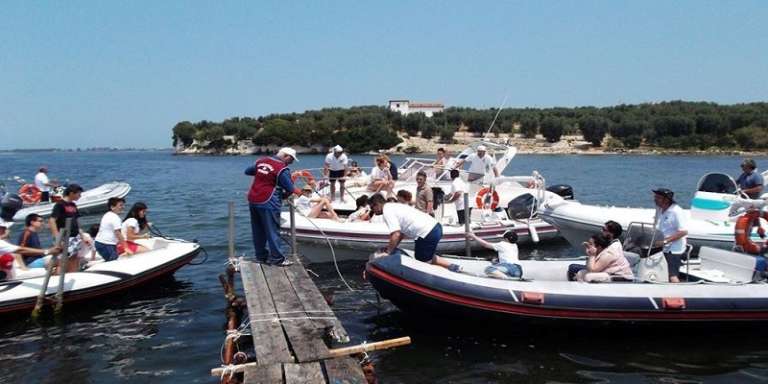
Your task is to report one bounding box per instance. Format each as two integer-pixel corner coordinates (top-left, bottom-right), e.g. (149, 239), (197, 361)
(388, 100), (444, 117)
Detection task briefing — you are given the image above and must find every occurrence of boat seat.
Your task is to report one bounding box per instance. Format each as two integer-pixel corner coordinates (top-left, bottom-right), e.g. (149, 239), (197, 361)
(690, 246), (757, 283)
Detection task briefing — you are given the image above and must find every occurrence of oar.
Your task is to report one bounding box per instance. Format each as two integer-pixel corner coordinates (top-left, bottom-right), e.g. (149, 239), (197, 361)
(31, 218), (69, 318)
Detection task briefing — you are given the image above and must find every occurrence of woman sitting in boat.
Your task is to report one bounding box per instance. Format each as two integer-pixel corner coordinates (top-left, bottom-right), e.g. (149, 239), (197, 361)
(120, 202), (152, 255)
(368, 156), (395, 198)
(576, 233), (634, 283)
(346, 195), (371, 222)
(296, 185), (342, 221)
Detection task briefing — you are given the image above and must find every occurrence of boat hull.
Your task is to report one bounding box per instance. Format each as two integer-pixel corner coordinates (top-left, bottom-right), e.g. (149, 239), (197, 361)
(13, 181), (132, 221)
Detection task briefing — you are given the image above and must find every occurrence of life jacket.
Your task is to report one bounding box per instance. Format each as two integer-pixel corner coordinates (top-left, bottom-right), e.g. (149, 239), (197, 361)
(247, 157), (288, 204)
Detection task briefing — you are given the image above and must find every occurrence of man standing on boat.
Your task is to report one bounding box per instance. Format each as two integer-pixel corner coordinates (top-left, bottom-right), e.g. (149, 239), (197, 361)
(34, 166), (56, 203)
(323, 145), (348, 202)
(653, 188), (688, 283)
(445, 169), (469, 224)
(415, 171), (434, 216)
(453, 145), (499, 182)
(736, 158), (764, 199)
(245, 147), (300, 267)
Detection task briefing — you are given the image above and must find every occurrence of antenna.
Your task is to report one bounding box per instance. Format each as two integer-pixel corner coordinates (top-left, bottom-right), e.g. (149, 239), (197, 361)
(484, 94), (509, 138)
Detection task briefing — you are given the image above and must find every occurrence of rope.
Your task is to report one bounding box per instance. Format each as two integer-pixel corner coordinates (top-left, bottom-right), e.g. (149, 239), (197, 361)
(149, 223), (209, 265)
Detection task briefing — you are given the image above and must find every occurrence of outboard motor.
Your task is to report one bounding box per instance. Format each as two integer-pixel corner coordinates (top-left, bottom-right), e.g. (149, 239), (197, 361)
(506, 193), (537, 220)
(0, 193), (23, 222)
(431, 187), (445, 210)
(546, 184), (574, 200)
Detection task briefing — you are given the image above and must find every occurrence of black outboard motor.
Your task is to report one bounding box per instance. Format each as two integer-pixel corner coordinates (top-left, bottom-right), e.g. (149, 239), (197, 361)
(1, 193), (23, 222)
(507, 193), (537, 220)
(546, 184), (574, 200)
(432, 187), (445, 210)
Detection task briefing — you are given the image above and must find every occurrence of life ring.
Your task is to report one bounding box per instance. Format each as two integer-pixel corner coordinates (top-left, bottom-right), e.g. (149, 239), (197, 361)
(475, 187), (500, 210)
(734, 210), (768, 254)
(18, 184), (41, 204)
(291, 170), (316, 185)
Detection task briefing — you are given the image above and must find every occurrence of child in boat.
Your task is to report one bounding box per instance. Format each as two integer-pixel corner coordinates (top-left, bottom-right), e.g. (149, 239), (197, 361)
(121, 202), (152, 255)
(368, 156), (395, 197)
(17, 214), (44, 267)
(346, 195), (371, 222)
(467, 231), (523, 279)
(296, 185), (342, 221)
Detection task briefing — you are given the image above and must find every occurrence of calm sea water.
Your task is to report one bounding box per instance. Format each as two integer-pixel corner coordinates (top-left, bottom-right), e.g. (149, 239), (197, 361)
(1, 150), (767, 383)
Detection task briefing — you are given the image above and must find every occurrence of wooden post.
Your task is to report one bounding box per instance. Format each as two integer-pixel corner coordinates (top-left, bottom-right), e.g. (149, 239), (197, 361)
(464, 193), (471, 257)
(54, 218), (72, 313)
(227, 201), (235, 260)
(290, 203), (298, 259)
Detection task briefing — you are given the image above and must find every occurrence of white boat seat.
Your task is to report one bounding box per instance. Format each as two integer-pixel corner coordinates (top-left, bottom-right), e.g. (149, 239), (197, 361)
(691, 246), (757, 283)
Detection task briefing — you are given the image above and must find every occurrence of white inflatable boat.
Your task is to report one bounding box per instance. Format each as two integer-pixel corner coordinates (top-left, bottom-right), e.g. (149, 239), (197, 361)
(367, 245), (768, 323)
(12, 181), (132, 221)
(0, 237), (200, 315)
(539, 173), (767, 250)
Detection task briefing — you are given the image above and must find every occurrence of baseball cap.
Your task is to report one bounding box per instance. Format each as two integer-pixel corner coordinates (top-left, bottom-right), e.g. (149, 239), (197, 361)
(278, 147), (299, 162)
(652, 188), (675, 203)
(333, 145), (343, 152)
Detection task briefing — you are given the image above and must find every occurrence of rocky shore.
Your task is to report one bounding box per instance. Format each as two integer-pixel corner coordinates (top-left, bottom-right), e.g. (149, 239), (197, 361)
(174, 132), (760, 156)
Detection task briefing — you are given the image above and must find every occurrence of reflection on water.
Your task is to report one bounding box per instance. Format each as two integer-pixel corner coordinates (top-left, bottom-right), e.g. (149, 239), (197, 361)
(1, 151), (768, 383)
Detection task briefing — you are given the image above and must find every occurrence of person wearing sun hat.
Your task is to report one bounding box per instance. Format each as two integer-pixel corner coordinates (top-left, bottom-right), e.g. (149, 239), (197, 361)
(244, 147), (300, 266)
(652, 188), (688, 283)
(453, 144), (499, 182)
(323, 145), (349, 202)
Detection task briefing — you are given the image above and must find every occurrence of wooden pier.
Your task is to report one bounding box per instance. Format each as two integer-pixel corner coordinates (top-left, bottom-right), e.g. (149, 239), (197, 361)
(212, 203), (409, 383)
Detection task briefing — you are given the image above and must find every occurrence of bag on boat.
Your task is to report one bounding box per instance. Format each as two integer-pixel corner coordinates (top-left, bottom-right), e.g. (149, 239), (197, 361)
(636, 252), (669, 283)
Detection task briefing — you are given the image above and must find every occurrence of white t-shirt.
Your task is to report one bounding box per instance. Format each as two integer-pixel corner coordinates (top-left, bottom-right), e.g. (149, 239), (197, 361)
(121, 218), (141, 239)
(655, 204), (688, 254)
(0, 239), (20, 254)
(370, 166), (390, 181)
(295, 195), (313, 215)
(95, 211), (123, 245)
(34, 172), (50, 192)
(450, 178), (468, 210)
(465, 153), (496, 176)
(325, 153), (348, 171)
(382, 203), (438, 239)
(492, 242), (519, 263)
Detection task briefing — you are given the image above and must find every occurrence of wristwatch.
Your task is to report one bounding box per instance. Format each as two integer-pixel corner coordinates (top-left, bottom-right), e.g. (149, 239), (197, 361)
(43, 249), (50, 256)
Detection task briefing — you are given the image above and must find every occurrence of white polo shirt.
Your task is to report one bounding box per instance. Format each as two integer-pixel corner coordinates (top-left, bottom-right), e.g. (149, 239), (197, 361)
(382, 203), (438, 239)
(324, 153), (348, 171)
(655, 204), (688, 254)
(450, 178), (468, 211)
(34, 172), (50, 192)
(465, 153), (496, 176)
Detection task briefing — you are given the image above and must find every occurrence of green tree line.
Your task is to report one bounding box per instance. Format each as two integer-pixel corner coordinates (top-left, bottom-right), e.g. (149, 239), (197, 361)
(173, 101), (768, 153)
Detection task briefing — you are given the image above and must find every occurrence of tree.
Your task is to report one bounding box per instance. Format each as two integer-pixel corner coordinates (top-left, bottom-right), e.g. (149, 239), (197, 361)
(579, 116), (610, 146)
(172, 121), (196, 147)
(404, 113), (424, 137)
(652, 116), (695, 137)
(520, 117), (538, 138)
(439, 125), (455, 143)
(611, 119), (649, 139)
(540, 117), (564, 143)
(420, 118), (437, 139)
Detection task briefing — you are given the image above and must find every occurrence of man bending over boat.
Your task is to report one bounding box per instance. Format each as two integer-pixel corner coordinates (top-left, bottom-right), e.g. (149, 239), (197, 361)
(245, 147), (300, 267)
(652, 188), (688, 283)
(370, 193), (455, 269)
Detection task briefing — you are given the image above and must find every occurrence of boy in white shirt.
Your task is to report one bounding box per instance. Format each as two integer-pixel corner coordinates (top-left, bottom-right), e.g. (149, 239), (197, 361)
(468, 230), (522, 278)
(94, 197), (130, 261)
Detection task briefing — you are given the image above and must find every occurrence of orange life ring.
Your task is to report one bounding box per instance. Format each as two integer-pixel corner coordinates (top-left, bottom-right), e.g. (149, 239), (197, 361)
(475, 187), (500, 210)
(291, 170), (316, 185)
(734, 210), (768, 254)
(18, 184), (41, 204)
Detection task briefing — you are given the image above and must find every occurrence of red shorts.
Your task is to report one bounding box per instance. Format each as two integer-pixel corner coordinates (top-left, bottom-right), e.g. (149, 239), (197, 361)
(117, 242), (140, 255)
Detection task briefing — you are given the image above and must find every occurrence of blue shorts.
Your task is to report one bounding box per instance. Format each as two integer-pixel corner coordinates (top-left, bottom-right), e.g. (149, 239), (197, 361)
(28, 258), (47, 268)
(414, 224), (442, 262)
(329, 170), (345, 181)
(95, 241), (119, 262)
(485, 262), (523, 278)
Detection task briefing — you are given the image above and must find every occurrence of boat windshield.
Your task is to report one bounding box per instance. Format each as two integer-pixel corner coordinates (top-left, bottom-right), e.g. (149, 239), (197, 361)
(397, 141), (517, 184)
(623, 222), (664, 256)
(696, 173), (738, 194)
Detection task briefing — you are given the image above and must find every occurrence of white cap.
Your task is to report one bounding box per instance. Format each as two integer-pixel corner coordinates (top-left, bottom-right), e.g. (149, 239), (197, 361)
(278, 147), (299, 162)
(477, 145), (487, 151)
(333, 145), (343, 152)
(0, 219), (13, 229)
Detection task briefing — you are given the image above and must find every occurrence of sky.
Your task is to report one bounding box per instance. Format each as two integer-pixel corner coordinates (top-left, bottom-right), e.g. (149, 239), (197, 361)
(1, 1), (767, 149)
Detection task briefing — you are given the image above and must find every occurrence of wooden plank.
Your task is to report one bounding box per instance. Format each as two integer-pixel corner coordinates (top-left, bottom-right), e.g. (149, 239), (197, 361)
(323, 357), (367, 384)
(242, 364), (283, 384)
(262, 265), (330, 362)
(284, 362), (325, 384)
(240, 261), (293, 365)
(284, 262), (350, 342)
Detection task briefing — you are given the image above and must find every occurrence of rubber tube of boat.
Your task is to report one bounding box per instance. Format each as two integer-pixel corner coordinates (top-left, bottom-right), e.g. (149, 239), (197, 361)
(528, 223), (540, 243)
(464, 193), (471, 257)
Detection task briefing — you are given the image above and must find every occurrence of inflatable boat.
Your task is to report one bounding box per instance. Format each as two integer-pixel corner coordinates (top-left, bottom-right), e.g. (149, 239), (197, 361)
(366, 245), (768, 324)
(0, 237), (200, 315)
(12, 181), (132, 221)
(539, 173), (767, 251)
